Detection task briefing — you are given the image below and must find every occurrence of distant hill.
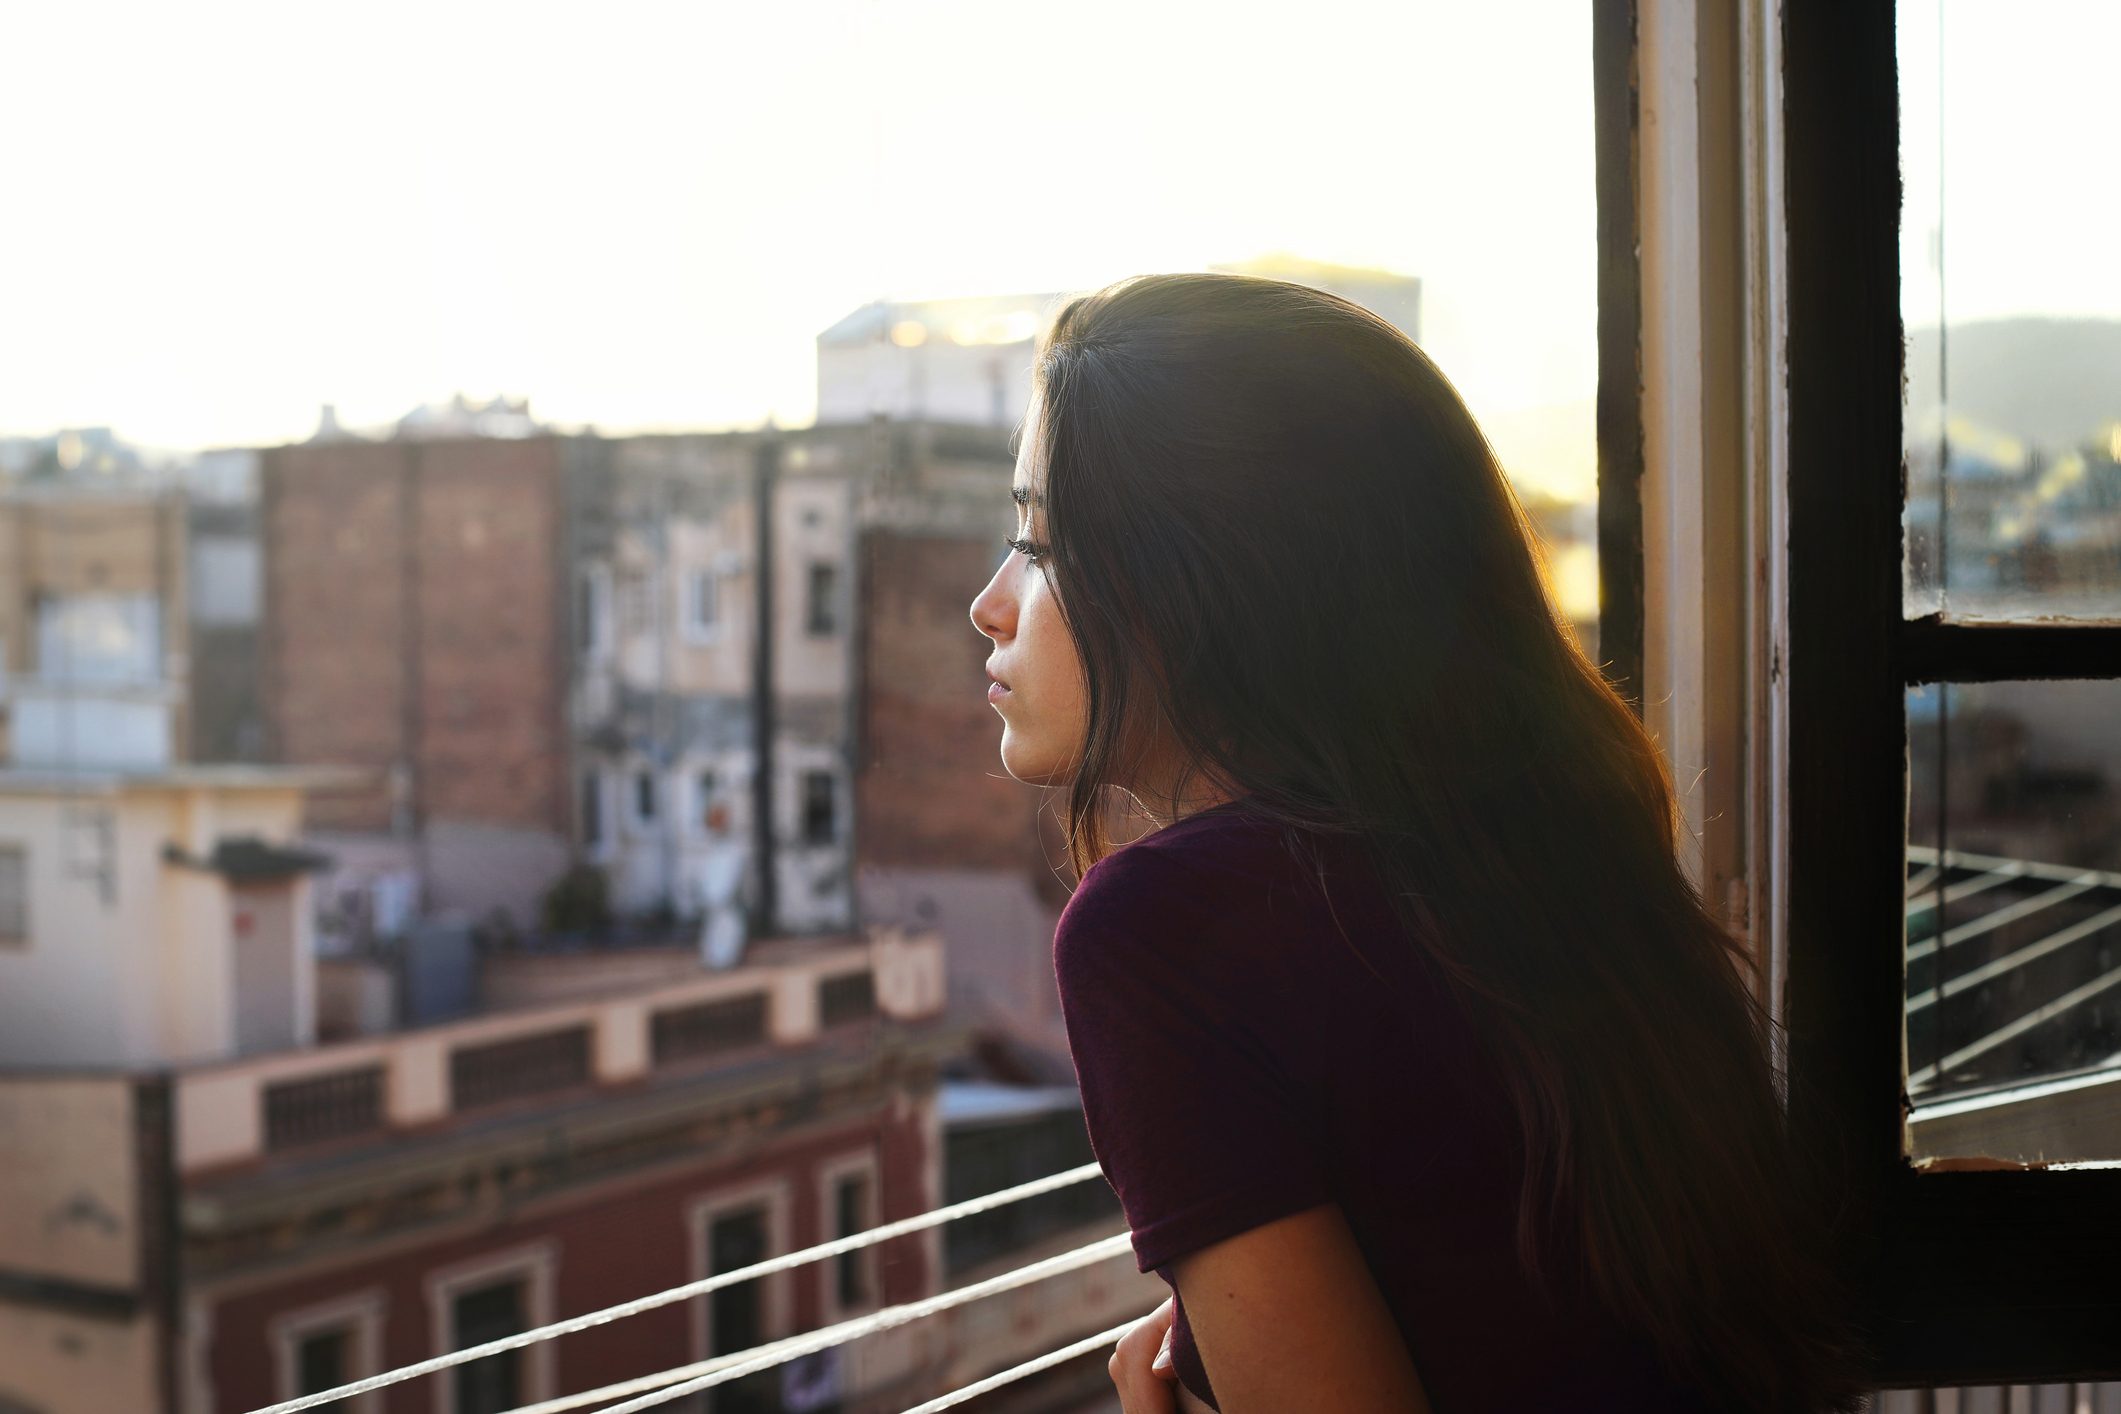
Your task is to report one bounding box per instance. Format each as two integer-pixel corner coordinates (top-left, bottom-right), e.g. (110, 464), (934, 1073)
(1907, 317), (2121, 447)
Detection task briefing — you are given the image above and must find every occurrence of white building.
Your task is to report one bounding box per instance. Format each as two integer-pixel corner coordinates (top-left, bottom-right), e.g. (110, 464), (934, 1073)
(0, 766), (344, 1068)
(814, 263), (1420, 434)
(815, 293), (1061, 428)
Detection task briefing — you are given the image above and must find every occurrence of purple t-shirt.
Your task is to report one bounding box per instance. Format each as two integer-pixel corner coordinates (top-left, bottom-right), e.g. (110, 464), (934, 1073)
(1054, 809), (1705, 1412)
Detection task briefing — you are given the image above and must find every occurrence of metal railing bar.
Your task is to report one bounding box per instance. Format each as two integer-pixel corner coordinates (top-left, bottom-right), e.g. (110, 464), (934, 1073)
(1907, 844), (2121, 892)
(1908, 902), (2121, 1014)
(1904, 873), (2101, 963)
(500, 1328), (834, 1414)
(1904, 861), (2026, 918)
(242, 1160), (1108, 1414)
(574, 1233), (1138, 1414)
(1904, 864), (1943, 898)
(896, 1314), (1153, 1414)
(1910, 957), (2121, 1088)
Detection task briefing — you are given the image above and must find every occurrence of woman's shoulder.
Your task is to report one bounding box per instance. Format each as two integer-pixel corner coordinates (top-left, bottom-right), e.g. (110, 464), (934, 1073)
(1055, 808), (1364, 971)
(1068, 808), (1299, 913)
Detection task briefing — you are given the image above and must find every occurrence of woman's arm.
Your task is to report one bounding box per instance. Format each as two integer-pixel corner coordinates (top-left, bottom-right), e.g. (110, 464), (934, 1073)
(1110, 1205), (1431, 1414)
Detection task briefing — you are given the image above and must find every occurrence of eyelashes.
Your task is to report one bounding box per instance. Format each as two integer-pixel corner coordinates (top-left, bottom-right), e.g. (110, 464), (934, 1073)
(1004, 535), (1049, 564)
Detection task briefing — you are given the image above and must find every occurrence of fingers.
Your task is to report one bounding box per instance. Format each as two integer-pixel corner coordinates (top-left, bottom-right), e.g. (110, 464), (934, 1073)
(1110, 1300), (1179, 1414)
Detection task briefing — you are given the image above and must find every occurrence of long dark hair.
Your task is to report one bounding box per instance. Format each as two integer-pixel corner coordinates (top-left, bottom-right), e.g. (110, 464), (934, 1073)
(1034, 273), (1862, 1411)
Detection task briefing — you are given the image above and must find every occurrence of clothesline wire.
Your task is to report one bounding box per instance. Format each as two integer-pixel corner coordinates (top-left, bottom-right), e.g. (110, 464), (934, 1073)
(242, 1160), (1109, 1414)
(565, 1233), (1137, 1414)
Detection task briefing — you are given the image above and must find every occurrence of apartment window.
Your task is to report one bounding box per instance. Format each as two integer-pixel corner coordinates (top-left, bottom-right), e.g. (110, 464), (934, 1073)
(190, 536), (261, 626)
(708, 1208), (768, 1354)
(270, 1291), (383, 1414)
(635, 769), (657, 823)
(295, 1329), (351, 1414)
(704, 1203), (785, 1414)
(804, 561), (840, 636)
(576, 570), (608, 654)
(35, 593), (159, 683)
(696, 768), (722, 834)
(799, 771), (836, 846)
(685, 1182), (788, 1412)
(425, 1248), (554, 1414)
(580, 771), (603, 847)
(0, 845), (25, 947)
(686, 568), (720, 638)
(450, 1280), (524, 1414)
(831, 1169), (875, 1312)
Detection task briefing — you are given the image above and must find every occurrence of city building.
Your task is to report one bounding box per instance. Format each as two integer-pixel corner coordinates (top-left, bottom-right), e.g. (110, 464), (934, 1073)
(0, 869), (977, 1414)
(815, 295), (1061, 429)
(811, 260), (1420, 436)
(253, 420), (1074, 1074)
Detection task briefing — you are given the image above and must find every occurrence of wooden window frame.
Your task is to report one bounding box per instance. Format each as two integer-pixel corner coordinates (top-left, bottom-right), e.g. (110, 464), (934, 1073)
(422, 1243), (557, 1414)
(816, 1147), (882, 1325)
(1595, 0), (2121, 1385)
(269, 1288), (387, 1414)
(684, 1176), (794, 1364)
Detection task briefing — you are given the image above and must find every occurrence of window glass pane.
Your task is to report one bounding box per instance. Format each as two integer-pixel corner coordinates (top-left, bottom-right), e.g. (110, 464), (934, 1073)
(707, 1207), (784, 1414)
(451, 1280), (524, 1414)
(1906, 680), (2121, 1165)
(835, 1174), (870, 1308)
(804, 562), (839, 637)
(36, 594), (161, 684)
(0, 845), (25, 946)
(296, 1327), (350, 1414)
(1901, 1), (2121, 622)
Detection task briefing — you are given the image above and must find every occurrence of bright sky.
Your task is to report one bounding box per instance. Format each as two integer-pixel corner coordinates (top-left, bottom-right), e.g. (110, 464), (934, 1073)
(0, 0), (1598, 479)
(1899, 0), (2121, 332)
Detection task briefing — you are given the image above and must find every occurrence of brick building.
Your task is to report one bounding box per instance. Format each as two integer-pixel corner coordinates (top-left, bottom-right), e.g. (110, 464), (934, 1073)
(259, 438), (573, 928)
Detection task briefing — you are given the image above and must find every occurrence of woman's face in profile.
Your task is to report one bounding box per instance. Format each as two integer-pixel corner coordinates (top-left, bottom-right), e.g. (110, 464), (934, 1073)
(970, 406), (1087, 786)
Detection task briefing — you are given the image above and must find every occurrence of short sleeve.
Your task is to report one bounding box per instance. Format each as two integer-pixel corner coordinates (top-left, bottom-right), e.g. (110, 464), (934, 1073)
(1054, 833), (1334, 1273)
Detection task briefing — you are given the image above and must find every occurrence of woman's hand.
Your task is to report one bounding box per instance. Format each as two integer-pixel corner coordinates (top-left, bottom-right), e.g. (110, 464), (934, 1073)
(1110, 1297), (1181, 1414)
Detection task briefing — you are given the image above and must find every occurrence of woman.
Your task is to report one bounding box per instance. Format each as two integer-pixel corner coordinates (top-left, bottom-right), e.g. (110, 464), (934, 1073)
(970, 274), (1863, 1413)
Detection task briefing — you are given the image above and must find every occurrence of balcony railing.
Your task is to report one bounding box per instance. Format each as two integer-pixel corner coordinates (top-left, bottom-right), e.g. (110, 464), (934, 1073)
(178, 931), (944, 1173)
(242, 1159), (1151, 1414)
(1904, 844), (2121, 1095)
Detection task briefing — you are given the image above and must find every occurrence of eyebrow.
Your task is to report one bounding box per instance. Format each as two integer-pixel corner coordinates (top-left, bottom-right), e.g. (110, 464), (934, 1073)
(1011, 486), (1045, 508)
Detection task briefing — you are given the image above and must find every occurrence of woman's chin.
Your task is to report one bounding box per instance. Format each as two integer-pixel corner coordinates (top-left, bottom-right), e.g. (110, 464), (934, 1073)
(998, 740), (1072, 788)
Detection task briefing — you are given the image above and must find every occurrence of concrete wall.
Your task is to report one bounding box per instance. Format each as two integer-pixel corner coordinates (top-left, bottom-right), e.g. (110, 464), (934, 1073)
(0, 1074), (165, 1414)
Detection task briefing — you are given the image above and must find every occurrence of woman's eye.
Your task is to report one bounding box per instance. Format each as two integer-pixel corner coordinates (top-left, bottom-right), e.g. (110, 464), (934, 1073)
(1004, 535), (1048, 565)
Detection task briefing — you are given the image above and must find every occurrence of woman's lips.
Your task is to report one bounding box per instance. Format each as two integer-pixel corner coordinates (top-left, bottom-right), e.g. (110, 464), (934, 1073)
(987, 679), (1010, 703)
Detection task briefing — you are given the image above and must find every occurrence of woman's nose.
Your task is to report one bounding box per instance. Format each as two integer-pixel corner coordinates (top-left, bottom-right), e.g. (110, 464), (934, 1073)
(970, 555), (1016, 642)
